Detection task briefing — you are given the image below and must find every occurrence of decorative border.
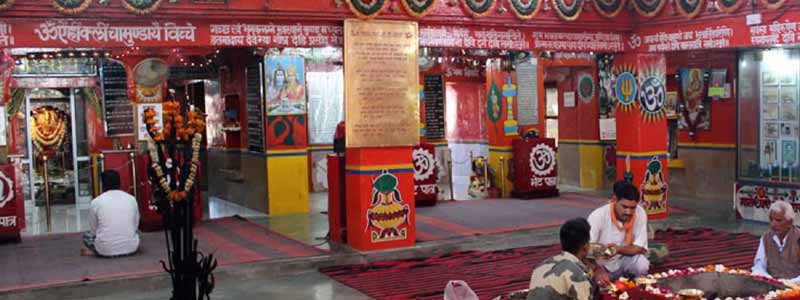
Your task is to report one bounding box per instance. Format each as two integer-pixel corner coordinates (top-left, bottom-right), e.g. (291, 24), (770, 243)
(50, 0), (92, 14)
(507, 0), (543, 20)
(551, 0), (583, 21)
(401, 0), (437, 18)
(593, 0), (626, 18)
(675, 0), (704, 18)
(632, 0), (665, 18)
(716, 0), (744, 12)
(760, 0), (786, 10)
(0, 0), (14, 11)
(121, 0), (165, 14)
(462, 0), (496, 17)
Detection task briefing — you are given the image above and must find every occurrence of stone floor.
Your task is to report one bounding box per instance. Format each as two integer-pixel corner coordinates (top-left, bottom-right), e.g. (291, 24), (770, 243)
(0, 186), (769, 300)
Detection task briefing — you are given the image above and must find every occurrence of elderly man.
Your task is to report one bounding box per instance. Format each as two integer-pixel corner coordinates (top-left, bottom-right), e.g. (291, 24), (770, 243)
(752, 201), (800, 284)
(527, 218), (594, 300)
(587, 180), (649, 285)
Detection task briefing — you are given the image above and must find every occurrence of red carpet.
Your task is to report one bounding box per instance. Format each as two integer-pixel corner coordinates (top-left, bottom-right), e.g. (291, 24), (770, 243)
(320, 228), (758, 300)
(415, 193), (689, 242)
(0, 216), (326, 293)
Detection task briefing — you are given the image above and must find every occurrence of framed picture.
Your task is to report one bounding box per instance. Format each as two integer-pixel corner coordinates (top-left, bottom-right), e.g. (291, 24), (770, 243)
(781, 89), (797, 106)
(764, 87), (780, 104)
(665, 91), (678, 117)
(763, 71), (779, 86)
(765, 139), (778, 165)
(783, 108), (798, 121)
(764, 103), (779, 120)
(782, 123), (794, 137)
(766, 123), (780, 138)
(783, 140), (798, 167)
(781, 72), (797, 86)
(266, 56), (307, 116)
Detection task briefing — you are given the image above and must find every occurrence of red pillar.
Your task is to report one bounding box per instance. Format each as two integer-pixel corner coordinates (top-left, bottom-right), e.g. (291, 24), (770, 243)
(345, 147), (416, 251)
(614, 53), (670, 220)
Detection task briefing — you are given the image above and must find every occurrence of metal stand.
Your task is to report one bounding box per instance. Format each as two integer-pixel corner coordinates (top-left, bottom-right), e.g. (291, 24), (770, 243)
(499, 156), (505, 198)
(130, 152), (138, 201)
(43, 155), (51, 232)
(448, 149), (454, 201)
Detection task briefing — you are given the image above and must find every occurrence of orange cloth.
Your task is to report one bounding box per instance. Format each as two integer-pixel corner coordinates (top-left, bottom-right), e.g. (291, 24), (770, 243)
(610, 201), (636, 246)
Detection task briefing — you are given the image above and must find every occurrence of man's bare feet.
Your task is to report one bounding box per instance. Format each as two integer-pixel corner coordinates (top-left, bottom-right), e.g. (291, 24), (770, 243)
(80, 247), (94, 256)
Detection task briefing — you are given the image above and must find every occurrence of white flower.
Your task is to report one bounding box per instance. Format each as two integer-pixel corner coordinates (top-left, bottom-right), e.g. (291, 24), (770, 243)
(619, 292), (629, 300)
(714, 264), (725, 272)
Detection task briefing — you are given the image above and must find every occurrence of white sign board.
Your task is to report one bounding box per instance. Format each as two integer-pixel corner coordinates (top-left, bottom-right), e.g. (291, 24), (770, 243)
(599, 118), (616, 140)
(563, 91), (576, 108)
(0, 106), (6, 146)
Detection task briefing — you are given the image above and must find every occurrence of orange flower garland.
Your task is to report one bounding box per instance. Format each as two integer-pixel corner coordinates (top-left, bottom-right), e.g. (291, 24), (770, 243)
(143, 100), (205, 203)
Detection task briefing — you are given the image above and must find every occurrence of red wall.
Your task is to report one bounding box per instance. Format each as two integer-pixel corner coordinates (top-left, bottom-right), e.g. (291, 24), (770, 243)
(666, 51), (737, 145)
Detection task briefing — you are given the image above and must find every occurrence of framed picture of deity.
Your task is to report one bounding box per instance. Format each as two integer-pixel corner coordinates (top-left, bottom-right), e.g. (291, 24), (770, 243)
(781, 72), (797, 86)
(763, 71), (779, 86)
(665, 91), (678, 118)
(782, 107), (798, 121)
(782, 123), (795, 138)
(782, 140), (798, 167)
(766, 122), (780, 138)
(764, 139), (778, 166)
(763, 103), (779, 120)
(763, 87), (779, 104)
(781, 88), (797, 106)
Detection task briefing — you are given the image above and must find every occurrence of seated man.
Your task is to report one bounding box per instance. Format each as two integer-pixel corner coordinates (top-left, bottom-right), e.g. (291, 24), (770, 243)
(752, 201), (800, 284)
(527, 218), (594, 300)
(588, 180), (649, 284)
(82, 170), (140, 257)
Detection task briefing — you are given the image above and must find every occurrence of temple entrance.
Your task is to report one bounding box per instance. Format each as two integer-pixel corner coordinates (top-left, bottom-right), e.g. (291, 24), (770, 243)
(17, 87), (92, 235)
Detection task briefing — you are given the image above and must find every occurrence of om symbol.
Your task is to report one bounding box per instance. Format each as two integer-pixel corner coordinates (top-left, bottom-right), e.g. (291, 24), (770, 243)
(412, 148), (435, 181)
(529, 144), (556, 177)
(638, 77), (665, 114)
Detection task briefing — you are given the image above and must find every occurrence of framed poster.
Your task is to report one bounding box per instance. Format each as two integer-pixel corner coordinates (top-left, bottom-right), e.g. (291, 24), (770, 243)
(783, 140), (798, 167)
(763, 87), (779, 103)
(136, 103), (163, 141)
(781, 72), (796, 86)
(665, 91), (678, 117)
(782, 123), (795, 137)
(266, 56), (307, 116)
(708, 68), (727, 98)
(764, 139), (778, 166)
(599, 118), (616, 140)
(763, 71), (779, 86)
(564, 91), (576, 108)
(764, 103), (779, 120)
(782, 107), (798, 121)
(766, 122), (780, 138)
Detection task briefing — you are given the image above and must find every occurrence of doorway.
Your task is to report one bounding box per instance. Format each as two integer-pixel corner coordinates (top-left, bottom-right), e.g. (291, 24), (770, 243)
(18, 88), (92, 235)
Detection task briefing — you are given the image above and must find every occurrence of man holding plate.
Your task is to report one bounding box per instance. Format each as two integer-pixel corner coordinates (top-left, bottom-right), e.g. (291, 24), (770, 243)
(587, 180), (650, 285)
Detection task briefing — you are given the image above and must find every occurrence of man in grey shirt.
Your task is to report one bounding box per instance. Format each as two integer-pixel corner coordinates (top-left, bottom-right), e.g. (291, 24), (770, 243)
(81, 170), (140, 257)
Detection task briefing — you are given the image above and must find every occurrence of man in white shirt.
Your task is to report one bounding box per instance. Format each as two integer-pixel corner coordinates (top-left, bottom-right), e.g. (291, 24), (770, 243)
(752, 201), (800, 284)
(81, 170), (140, 257)
(587, 180), (649, 285)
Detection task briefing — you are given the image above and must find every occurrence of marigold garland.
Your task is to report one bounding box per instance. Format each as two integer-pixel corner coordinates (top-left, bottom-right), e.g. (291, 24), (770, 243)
(30, 106), (68, 153)
(551, 0), (583, 21)
(144, 100), (205, 203)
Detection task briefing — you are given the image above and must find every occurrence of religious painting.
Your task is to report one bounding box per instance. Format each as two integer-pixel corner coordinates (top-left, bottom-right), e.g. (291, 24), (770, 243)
(597, 54), (616, 117)
(782, 122), (795, 138)
(764, 140), (778, 166)
(266, 56), (307, 115)
(267, 115), (308, 149)
(783, 140), (798, 167)
(765, 122), (779, 138)
(763, 87), (779, 104)
(763, 71), (778, 86)
(367, 170), (410, 243)
(640, 157), (668, 214)
(781, 72), (796, 86)
(577, 73), (595, 103)
(678, 68), (710, 131)
(781, 88), (796, 106)
(763, 103), (779, 120)
(665, 91), (678, 118)
(708, 68), (726, 98)
(782, 107), (798, 121)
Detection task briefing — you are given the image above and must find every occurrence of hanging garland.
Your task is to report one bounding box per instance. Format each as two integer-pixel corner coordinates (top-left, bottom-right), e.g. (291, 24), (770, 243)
(716, 0), (744, 12)
(401, 0), (437, 18)
(632, 0), (665, 17)
(760, 0), (785, 10)
(50, 0), (92, 14)
(507, 0), (543, 20)
(144, 100), (206, 203)
(593, 0), (626, 18)
(345, 0), (387, 19)
(121, 0), (165, 14)
(462, 0), (496, 17)
(675, 0), (704, 18)
(0, 0), (14, 11)
(551, 0), (583, 21)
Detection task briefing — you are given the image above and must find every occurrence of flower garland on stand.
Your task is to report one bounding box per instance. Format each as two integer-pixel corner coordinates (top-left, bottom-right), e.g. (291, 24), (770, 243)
(30, 106), (68, 154)
(143, 100), (214, 300)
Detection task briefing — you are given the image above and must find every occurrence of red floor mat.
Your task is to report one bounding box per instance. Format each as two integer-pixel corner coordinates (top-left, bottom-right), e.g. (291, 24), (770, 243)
(0, 216), (326, 293)
(320, 228), (758, 300)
